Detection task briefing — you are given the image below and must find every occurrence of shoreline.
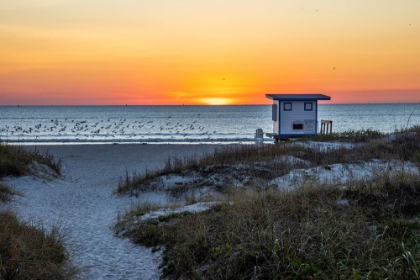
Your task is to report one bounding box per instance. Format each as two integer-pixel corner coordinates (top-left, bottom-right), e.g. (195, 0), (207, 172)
(8, 141), (256, 146)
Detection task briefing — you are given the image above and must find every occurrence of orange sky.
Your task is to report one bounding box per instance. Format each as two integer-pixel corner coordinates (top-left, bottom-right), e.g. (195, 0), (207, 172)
(1, 0), (420, 105)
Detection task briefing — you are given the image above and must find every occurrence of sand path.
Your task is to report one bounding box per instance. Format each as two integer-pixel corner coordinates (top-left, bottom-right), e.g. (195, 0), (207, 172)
(4, 144), (219, 280)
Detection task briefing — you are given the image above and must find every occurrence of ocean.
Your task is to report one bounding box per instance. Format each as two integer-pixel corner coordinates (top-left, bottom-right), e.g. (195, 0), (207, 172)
(1, 104), (419, 145)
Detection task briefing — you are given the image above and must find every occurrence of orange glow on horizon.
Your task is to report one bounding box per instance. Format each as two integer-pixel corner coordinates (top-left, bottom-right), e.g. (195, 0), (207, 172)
(198, 98), (233, 105)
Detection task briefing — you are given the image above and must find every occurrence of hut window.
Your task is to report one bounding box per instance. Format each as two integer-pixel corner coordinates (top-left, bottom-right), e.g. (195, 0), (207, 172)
(284, 102), (292, 111)
(304, 102), (313, 111)
(293, 123), (303, 130)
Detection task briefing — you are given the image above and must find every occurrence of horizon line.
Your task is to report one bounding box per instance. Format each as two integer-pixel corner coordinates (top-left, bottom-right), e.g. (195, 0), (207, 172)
(1, 102), (420, 107)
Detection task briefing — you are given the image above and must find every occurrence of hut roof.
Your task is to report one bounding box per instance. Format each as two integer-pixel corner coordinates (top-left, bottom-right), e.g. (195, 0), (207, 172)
(266, 94), (331, 101)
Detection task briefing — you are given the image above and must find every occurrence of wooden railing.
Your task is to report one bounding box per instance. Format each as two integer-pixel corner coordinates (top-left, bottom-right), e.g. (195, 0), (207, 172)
(320, 120), (333, 134)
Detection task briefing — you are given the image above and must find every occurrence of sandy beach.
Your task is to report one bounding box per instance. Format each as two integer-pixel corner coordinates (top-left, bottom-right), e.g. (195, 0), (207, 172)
(3, 140), (420, 279)
(3, 144), (221, 280)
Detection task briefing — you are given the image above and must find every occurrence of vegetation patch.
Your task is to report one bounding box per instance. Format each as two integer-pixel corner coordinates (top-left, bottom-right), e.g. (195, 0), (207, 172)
(117, 127), (420, 199)
(0, 211), (77, 279)
(120, 173), (420, 279)
(0, 143), (62, 178)
(0, 143), (74, 279)
(309, 128), (384, 142)
(116, 127), (420, 279)
(0, 182), (19, 203)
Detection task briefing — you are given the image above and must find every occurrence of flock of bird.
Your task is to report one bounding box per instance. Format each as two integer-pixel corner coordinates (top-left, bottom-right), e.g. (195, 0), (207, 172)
(1, 116), (219, 141)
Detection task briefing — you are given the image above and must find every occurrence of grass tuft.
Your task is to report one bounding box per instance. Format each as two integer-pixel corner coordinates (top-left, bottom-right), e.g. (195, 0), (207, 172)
(0, 211), (77, 279)
(0, 143), (62, 178)
(0, 182), (19, 203)
(309, 128), (384, 142)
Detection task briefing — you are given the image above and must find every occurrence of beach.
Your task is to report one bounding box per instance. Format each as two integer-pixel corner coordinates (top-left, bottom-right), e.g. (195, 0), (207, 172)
(3, 144), (221, 280)
(3, 136), (420, 279)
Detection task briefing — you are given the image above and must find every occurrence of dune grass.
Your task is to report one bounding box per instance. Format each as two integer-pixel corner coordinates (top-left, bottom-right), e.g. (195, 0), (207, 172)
(0, 182), (19, 203)
(308, 128), (384, 142)
(123, 173), (420, 279)
(116, 126), (420, 279)
(0, 143), (62, 178)
(0, 143), (62, 203)
(0, 143), (75, 279)
(116, 126), (420, 195)
(0, 211), (77, 280)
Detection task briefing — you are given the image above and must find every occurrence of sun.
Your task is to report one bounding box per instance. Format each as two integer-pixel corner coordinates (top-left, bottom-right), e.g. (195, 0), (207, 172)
(200, 97), (232, 105)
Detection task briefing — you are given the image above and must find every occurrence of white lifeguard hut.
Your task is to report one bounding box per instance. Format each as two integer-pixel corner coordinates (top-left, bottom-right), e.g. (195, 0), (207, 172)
(265, 94), (331, 142)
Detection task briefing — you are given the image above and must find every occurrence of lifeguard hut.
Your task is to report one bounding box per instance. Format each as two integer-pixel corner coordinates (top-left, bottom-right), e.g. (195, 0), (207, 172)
(265, 94), (331, 142)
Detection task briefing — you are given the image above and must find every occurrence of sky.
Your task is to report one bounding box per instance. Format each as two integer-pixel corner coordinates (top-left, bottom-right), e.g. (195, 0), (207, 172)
(1, 0), (419, 105)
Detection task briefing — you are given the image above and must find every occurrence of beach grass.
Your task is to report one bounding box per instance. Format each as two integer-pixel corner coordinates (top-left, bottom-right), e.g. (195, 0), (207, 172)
(0, 182), (19, 203)
(0, 143), (75, 279)
(0, 143), (62, 202)
(116, 127), (420, 196)
(124, 173), (420, 279)
(307, 128), (384, 142)
(0, 211), (77, 280)
(116, 126), (420, 279)
(0, 143), (62, 178)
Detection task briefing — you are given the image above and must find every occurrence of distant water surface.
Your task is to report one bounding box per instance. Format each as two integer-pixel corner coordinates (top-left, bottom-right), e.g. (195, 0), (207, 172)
(0, 104), (419, 144)
(319, 103), (420, 133)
